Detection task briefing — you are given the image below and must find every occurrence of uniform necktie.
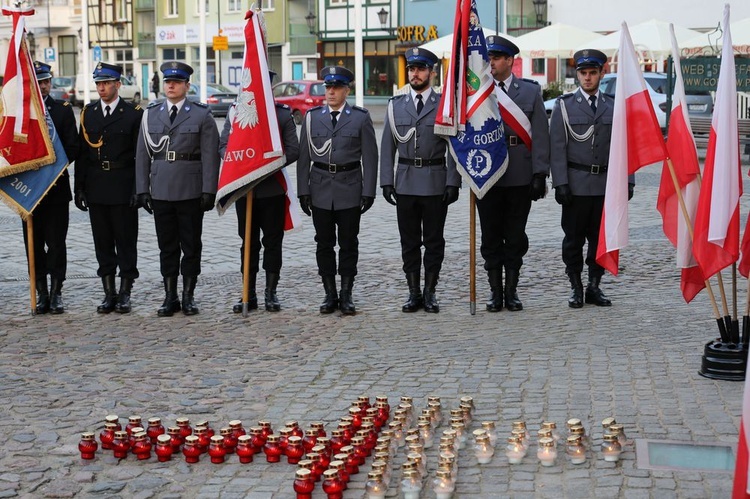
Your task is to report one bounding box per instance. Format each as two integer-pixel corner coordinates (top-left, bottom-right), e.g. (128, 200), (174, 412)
(589, 95), (597, 114)
(104, 105), (111, 118)
(331, 110), (339, 127)
(169, 105), (178, 124)
(499, 81), (508, 94)
(416, 94), (424, 115)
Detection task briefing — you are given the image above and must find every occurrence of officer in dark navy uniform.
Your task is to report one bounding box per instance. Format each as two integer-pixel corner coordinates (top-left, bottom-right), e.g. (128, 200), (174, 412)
(219, 71), (300, 313)
(550, 49), (632, 308)
(297, 66), (378, 315)
(135, 61), (221, 317)
(478, 36), (550, 313)
(75, 62), (144, 314)
(380, 47), (460, 314)
(24, 61), (78, 314)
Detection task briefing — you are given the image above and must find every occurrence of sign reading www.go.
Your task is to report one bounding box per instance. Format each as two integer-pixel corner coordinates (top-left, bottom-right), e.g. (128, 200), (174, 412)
(681, 56), (750, 92)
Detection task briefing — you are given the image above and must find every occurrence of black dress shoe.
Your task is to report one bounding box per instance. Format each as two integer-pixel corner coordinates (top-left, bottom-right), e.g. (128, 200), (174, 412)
(568, 273), (583, 309)
(233, 296), (258, 313)
(585, 276), (612, 306)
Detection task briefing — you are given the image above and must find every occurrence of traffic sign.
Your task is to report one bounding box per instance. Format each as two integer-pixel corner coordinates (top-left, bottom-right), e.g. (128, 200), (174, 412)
(93, 46), (102, 62)
(43, 47), (55, 62)
(212, 36), (228, 51)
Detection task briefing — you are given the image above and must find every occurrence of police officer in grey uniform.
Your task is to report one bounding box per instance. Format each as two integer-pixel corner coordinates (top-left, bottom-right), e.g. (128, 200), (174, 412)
(478, 36), (550, 313)
(380, 48), (460, 314)
(550, 49), (633, 308)
(75, 62), (144, 314)
(135, 61), (220, 317)
(297, 66), (378, 316)
(219, 71), (300, 313)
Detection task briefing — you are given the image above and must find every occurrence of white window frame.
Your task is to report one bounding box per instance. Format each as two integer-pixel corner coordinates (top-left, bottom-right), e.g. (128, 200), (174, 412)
(194, 0), (209, 15)
(227, 0), (241, 13)
(258, 0), (275, 11)
(167, 0), (178, 17)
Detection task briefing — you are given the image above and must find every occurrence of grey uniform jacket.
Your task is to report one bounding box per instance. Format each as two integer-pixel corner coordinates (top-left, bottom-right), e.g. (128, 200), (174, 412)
(379, 92), (461, 196)
(297, 103), (378, 211)
(550, 90), (630, 196)
(135, 100), (220, 201)
(495, 75), (550, 187)
(219, 102), (300, 199)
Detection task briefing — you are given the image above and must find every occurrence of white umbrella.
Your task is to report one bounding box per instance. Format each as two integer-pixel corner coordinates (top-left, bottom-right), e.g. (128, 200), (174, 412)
(681, 17), (750, 54)
(419, 28), (516, 59)
(576, 19), (704, 57)
(514, 23), (603, 59)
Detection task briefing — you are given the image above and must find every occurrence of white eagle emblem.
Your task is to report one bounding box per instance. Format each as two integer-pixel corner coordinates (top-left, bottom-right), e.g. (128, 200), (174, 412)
(235, 68), (258, 128)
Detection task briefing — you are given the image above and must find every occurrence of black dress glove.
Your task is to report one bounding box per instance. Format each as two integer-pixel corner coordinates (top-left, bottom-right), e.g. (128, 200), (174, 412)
(382, 185), (397, 206)
(74, 191), (88, 212)
(554, 184), (573, 206)
(200, 193), (216, 212)
(137, 193), (153, 214)
(299, 195), (312, 216)
(360, 196), (375, 214)
(628, 183), (635, 201)
(129, 194), (139, 209)
(530, 175), (547, 201)
(443, 186), (459, 205)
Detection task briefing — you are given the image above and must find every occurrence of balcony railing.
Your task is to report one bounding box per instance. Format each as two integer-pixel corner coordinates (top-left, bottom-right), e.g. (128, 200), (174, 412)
(135, 0), (154, 10)
(289, 22), (316, 56)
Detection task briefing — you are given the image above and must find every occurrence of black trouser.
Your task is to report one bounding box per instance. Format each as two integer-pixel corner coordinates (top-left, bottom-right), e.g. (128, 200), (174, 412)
(561, 195), (605, 278)
(152, 198), (203, 278)
(235, 194), (285, 275)
(312, 206), (361, 277)
(23, 200), (69, 281)
(88, 203), (139, 279)
(476, 185), (532, 272)
(396, 194), (447, 275)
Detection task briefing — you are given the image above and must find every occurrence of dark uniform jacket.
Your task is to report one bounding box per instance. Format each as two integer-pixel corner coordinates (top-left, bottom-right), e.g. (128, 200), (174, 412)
(43, 95), (78, 204)
(75, 99), (144, 204)
(135, 100), (220, 201)
(219, 102), (300, 199)
(495, 75), (550, 187)
(380, 92), (460, 196)
(297, 103), (378, 210)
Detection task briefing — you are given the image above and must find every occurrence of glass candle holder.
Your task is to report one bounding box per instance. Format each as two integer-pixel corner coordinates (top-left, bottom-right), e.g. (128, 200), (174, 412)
(505, 436), (526, 464)
(264, 434), (282, 463)
(608, 424), (627, 448)
(279, 428), (293, 456)
(259, 420), (274, 439)
(541, 421), (560, 444)
(287, 436), (304, 464)
(236, 435), (254, 463)
(566, 435), (586, 464)
(112, 430), (130, 459)
(481, 421), (497, 447)
(208, 435), (227, 464)
(537, 428), (553, 442)
(155, 434), (173, 462)
(221, 427), (238, 454)
(364, 471), (386, 499)
(182, 435), (201, 463)
(79, 432), (98, 460)
(537, 437), (557, 467)
(99, 422), (118, 450)
(146, 417), (166, 444)
(602, 417), (617, 432)
(125, 415), (142, 436)
(401, 468), (421, 499)
(569, 425), (589, 449)
(302, 429), (318, 453)
(167, 426), (183, 453)
(433, 468), (455, 499)
(195, 420), (214, 438)
(293, 469), (315, 499)
(342, 446), (359, 475)
(321, 468), (344, 499)
(132, 432), (152, 460)
(511, 421), (530, 443)
(473, 433), (494, 464)
(249, 427), (265, 453)
(311, 421), (326, 438)
(286, 420), (304, 439)
(601, 433), (622, 462)
(372, 459), (391, 485)
(176, 417), (192, 438)
(105, 414), (121, 430)
(194, 427), (210, 453)
(418, 421), (434, 449)
(329, 460), (349, 490)
(566, 418), (582, 433)
(312, 444), (331, 470)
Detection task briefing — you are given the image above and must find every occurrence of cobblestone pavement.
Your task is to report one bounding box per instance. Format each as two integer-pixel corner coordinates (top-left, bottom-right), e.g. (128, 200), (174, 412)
(0, 109), (748, 498)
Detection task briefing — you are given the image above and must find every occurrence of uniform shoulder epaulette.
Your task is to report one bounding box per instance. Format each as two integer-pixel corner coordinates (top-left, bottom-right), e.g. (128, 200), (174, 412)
(133, 104), (142, 111)
(147, 100), (161, 109)
(352, 105), (368, 113)
(62, 101), (71, 106)
(308, 105), (324, 112)
(275, 102), (290, 109)
(389, 94), (406, 101)
(193, 101), (208, 108)
(521, 78), (539, 85)
(559, 93), (576, 100)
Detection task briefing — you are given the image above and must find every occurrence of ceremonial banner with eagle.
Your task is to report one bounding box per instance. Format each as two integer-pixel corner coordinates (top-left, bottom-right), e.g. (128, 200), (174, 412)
(215, 8), (285, 215)
(0, 4), (56, 178)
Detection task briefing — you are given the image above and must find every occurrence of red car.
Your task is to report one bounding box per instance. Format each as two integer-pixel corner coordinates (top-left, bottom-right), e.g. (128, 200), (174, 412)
(272, 80), (326, 125)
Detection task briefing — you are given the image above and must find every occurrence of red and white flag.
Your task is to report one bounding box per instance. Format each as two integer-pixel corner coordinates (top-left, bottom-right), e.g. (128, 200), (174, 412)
(215, 9), (285, 215)
(734, 367), (750, 498)
(596, 22), (668, 275)
(694, 4), (741, 280)
(496, 90), (532, 150)
(656, 24), (704, 302)
(0, 5), (55, 177)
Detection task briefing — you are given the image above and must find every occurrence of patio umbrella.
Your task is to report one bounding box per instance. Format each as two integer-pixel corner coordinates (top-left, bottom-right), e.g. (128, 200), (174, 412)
(419, 28), (516, 59)
(514, 23), (603, 59)
(577, 19), (704, 57)
(680, 17), (750, 54)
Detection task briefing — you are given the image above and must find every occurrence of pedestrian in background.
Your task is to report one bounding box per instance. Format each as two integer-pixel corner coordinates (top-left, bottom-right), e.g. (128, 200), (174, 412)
(135, 61), (220, 317)
(75, 62), (144, 314)
(380, 47), (460, 314)
(151, 71), (160, 100)
(297, 66), (378, 315)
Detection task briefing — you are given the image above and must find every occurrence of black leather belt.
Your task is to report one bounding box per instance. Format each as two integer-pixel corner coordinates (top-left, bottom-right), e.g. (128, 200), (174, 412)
(97, 160), (130, 170)
(568, 162), (607, 174)
(398, 157), (445, 167)
(313, 161), (360, 173)
(153, 152), (202, 162)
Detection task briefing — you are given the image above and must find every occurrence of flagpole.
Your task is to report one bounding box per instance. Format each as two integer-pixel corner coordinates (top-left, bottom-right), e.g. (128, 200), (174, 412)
(26, 216), (37, 315)
(743, 277), (750, 344)
(732, 263), (740, 343)
(241, 190), (254, 317)
(469, 191), (476, 315)
(665, 157), (729, 342)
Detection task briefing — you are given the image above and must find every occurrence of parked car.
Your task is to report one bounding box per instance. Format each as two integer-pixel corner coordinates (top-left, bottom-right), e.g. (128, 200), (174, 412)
(272, 80), (326, 125)
(51, 76), (74, 103)
(543, 73), (714, 132)
(73, 74), (142, 107)
(185, 83), (237, 117)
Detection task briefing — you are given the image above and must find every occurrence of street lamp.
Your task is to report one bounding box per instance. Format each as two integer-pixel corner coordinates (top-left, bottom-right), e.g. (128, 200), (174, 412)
(532, 0), (547, 27)
(305, 11), (318, 35)
(377, 7), (396, 35)
(112, 20), (125, 39)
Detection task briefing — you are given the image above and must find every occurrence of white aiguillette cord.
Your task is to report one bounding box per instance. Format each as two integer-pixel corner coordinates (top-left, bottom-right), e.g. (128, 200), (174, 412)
(140, 108), (170, 159)
(305, 111), (333, 163)
(559, 99), (595, 146)
(387, 100), (417, 145)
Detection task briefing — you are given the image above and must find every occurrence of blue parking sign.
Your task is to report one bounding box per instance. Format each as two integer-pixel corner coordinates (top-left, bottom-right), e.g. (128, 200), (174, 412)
(93, 46), (102, 62)
(44, 47), (55, 62)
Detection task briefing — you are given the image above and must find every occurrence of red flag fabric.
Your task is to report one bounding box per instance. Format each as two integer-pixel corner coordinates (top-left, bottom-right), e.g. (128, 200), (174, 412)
(596, 22), (668, 275)
(656, 24), (704, 302)
(694, 4), (741, 280)
(215, 9), (285, 215)
(0, 5), (55, 177)
(733, 363), (750, 498)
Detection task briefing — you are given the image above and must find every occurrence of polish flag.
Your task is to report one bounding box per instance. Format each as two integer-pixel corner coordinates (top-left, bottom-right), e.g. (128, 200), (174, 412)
(596, 22), (668, 275)
(656, 24), (704, 302)
(694, 4), (741, 281)
(733, 368), (750, 498)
